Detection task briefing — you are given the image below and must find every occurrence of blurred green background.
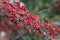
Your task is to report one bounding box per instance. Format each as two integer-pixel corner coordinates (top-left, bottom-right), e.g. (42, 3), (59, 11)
(20, 0), (60, 21)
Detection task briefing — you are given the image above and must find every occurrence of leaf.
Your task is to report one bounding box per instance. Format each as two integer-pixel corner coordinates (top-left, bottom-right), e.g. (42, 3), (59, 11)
(26, 36), (31, 40)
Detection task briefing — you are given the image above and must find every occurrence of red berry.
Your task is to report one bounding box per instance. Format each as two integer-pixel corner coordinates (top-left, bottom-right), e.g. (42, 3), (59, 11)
(26, 27), (30, 31)
(17, 24), (21, 30)
(34, 30), (40, 38)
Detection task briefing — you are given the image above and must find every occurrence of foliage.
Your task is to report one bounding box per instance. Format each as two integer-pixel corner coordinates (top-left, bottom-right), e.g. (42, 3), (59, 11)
(22, 0), (60, 21)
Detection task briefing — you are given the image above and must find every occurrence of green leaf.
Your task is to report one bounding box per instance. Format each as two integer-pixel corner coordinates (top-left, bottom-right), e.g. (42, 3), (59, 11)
(33, 35), (38, 40)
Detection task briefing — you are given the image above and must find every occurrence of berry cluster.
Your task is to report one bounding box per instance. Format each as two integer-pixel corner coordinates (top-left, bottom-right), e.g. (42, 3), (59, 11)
(0, 0), (60, 40)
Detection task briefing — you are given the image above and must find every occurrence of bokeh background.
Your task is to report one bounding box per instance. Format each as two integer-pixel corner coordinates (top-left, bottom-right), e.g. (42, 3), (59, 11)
(20, 0), (60, 21)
